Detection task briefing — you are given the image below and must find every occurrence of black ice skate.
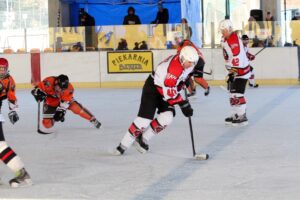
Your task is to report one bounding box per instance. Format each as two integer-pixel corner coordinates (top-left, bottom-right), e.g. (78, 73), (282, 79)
(225, 116), (233, 125)
(9, 168), (32, 188)
(187, 89), (196, 97)
(232, 113), (248, 126)
(134, 134), (149, 154)
(249, 83), (259, 88)
(113, 144), (125, 156)
(91, 118), (101, 129)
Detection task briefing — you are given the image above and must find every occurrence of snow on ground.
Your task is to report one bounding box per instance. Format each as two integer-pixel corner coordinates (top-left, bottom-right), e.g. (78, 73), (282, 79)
(0, 86), (300, 200)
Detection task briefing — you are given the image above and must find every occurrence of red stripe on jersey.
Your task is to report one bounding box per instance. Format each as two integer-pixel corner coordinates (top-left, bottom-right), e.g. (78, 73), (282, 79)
(164, 55), (183, 87)
(227, 33), (240, 56)
(232, 65), (251, 76)
(167, 95), (183, 105)
(1, 150), (14, 162)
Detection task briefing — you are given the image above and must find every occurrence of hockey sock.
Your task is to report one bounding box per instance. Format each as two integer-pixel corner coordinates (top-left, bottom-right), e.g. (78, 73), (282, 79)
(230, 93), (247, 116)
(0, 141), (24, 173)
(194, 77), (209, 89)
(69, 101), (94, 121)
(143, 111), (173, 142)
(121, 117), (151, 149)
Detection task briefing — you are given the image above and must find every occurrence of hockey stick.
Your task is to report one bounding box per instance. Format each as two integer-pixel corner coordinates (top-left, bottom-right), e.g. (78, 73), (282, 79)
(37, 101), (53, 135)
(254, 46), (266, 56)
(195, 69), (213, 75)
(184, 89), (209, 160)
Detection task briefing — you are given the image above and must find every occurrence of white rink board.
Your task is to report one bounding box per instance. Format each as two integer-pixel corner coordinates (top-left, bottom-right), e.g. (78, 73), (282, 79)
(1, 47), (299, 85)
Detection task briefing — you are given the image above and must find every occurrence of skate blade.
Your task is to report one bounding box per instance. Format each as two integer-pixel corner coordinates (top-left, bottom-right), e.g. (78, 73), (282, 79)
(225, 122), (232, 126)
(112, 149), (123, 156)
(10, 179), (33, 188)
(231, 121), (248, 127)
(134, 142), (147, 154)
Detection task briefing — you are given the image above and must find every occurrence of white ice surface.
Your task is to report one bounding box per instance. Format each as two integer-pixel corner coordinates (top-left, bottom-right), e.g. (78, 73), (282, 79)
(0, 86), (300, 200)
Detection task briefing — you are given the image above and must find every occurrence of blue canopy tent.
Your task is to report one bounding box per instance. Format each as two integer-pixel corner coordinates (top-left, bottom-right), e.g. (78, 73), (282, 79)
(60, 0), (181, 26)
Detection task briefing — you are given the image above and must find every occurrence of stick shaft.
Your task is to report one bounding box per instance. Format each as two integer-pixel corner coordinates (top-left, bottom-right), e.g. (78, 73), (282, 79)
(37, 101), (40, 131)
(254, 47), (266, 56)
(184, 89), (196, 157)
(188, 116), (196, 156)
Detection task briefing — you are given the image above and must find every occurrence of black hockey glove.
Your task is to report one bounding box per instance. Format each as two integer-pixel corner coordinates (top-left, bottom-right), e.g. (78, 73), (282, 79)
(8, 111), (19, 125)
(226, 73), (234, 84)
(31, 88), (46, 102)
(179, 100), (193, 117)
(204, 86), (210, 96)
(53, 108), (66, 122)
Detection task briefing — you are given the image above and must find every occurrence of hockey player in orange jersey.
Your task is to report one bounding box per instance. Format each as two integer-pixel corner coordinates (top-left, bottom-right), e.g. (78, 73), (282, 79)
(174, 32), (210, 97)
(31, 74), (101, 129)
(0, 58), (32, 187)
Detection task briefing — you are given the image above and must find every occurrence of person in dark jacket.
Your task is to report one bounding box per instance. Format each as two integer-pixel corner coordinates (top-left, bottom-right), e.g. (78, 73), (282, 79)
(123, 6), (141, 25)
(151, 2), (169, 24)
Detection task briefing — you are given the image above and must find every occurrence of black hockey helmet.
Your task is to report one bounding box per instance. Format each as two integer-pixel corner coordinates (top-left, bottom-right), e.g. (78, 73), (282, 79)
(241, 34), (249, 41)
(56, 74), (69, 90)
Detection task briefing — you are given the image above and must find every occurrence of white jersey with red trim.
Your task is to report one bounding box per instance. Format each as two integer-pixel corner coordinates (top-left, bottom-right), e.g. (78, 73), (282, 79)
(154, 54), (194, 105)
(221, 32), (250, 79)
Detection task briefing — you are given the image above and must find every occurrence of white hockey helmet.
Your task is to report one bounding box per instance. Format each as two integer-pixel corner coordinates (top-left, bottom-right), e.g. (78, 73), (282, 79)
(219, 19), (233, 32)
(179, 46), (199, 66)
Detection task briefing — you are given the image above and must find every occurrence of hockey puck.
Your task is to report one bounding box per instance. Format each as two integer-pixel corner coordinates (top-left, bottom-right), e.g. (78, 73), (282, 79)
(194, 154), (209, 160)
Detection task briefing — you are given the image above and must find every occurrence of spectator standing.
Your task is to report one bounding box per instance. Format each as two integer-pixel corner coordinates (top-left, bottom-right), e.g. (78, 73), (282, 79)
(123, 6), (141, 25)
(265, 11), (275, 37)
(181, 18), (192, 40)
(151, 2), (169, 25)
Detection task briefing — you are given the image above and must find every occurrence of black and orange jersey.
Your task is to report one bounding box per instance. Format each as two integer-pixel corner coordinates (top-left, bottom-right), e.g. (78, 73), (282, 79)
(37, 76), (74, 107)
(0, 75), (17, 104)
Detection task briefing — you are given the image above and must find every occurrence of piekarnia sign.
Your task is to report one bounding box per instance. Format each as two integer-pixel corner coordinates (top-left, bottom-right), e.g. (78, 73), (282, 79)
(107, 51), (153, 73)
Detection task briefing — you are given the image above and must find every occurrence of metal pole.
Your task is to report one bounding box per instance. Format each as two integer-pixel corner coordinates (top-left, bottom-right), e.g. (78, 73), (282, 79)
(284, 0), (287, 44)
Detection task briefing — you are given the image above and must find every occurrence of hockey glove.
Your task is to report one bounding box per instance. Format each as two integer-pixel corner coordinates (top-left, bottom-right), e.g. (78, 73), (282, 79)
(226, 73), (234, 84)
(8, 111), (19, 125)
(204, 86), (210, 96)
(31, 88), (46, 102)
(179, 100), (193, 117)
(53, 108), (66, 122)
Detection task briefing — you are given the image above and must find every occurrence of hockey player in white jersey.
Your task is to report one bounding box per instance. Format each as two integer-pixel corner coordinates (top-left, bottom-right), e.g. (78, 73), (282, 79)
(219, 20), (251, 126)
(241, 34), (259, 88)
(114, 46), (199, 155)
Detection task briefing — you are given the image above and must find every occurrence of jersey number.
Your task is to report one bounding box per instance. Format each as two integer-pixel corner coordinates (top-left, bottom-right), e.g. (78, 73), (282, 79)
(232, 58), (239, 66)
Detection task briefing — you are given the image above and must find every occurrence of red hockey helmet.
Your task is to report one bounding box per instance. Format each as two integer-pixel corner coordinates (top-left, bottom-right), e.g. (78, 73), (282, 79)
(0, 58), (9, 78)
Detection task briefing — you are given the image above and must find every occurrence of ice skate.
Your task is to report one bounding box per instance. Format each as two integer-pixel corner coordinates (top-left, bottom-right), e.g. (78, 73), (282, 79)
(134, 134), (149, 154)
(91, 118), (101, 129)
(9, 168), (32, 188)
(225, 116), (233, 125)
(249, 83), (259, 88)
(113, 144), (125, 156)
(187, 89), (196, 97)
(232, 113), (248, 126)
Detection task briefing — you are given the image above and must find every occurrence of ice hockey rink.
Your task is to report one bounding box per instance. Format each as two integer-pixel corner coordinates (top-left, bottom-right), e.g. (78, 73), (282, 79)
(0, 86), (299, 200)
